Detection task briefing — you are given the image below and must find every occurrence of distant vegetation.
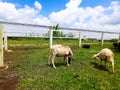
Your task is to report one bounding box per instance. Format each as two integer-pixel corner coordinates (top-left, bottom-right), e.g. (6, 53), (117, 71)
(43, 24), (74, 37)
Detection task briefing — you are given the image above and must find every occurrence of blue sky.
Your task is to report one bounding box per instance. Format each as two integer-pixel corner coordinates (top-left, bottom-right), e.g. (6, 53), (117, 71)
(2, 0), (69, 16)
(1, 0), (119, 16)
(0, 0), (120, 33)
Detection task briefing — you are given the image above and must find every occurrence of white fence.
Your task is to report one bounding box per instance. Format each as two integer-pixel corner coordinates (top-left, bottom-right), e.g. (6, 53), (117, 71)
(0, 21), (120, 67)
(1, 21), (120, 48)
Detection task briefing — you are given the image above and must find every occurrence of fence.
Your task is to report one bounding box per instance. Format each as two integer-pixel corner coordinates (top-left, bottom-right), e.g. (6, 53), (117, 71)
(0, 21), (120, 67)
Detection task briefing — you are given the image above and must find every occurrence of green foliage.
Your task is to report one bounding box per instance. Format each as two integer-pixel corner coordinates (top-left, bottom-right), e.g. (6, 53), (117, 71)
(109, 38), (118, 42)
(53, 24), (61, 37)
(44, 24), (63, 37)
(44, 24), (73, 37)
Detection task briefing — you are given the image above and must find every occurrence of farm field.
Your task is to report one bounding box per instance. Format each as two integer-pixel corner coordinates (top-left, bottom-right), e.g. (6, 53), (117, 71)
(0, 38), (120, 90)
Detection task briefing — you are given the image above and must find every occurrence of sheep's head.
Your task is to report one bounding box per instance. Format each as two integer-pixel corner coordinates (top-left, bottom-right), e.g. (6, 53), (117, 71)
(92, 54), (100, 60)
(68, 56), (73, 64)
(68, 50), (74, 64)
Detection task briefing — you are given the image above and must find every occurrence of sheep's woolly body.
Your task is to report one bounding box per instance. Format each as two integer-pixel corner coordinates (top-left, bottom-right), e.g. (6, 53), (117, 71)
(93, 48), (114, 73)
(96, 48), (114, 62)
(49, 44), (73, 69)
(51, 44), (73, 57)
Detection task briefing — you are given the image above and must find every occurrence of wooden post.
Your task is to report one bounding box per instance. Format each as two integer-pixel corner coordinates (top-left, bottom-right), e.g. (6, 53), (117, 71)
(49, 29), (53, 49)
(119, 33), (120, 40)
(3, 31), (8, 51)
(101, 32), (104, 47)
(0, 24), (4, 67)
(79, 32), (82, 48)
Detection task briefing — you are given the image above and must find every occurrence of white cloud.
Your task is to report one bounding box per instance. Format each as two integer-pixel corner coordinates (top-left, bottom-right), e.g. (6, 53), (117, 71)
(0, 1), (50, 25)
(0, 0), (120, 33)
(34, 1), (42, 10)
(49, 0), (120, 32)
(66, 0), (82, 9)
(50, 0), (103, 27)
(0, 2), (17, 20)
(49, 0), (83, 26)
(33, 16), (50, 25)
(104, 1), (120, 25)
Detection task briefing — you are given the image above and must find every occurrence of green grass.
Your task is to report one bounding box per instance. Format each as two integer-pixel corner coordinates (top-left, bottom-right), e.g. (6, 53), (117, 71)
(8, 38), (49, 45)
(2, 38), (120, 90)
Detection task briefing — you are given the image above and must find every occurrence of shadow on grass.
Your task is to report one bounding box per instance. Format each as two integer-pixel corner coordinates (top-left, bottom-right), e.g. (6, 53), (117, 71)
(90, 62), (109, 72)
(55, 63), (66, 67)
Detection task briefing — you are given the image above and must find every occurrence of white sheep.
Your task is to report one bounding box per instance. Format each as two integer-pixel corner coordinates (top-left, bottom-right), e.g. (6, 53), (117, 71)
(93, 48), (114, 73)
(48, 44), (73, 69)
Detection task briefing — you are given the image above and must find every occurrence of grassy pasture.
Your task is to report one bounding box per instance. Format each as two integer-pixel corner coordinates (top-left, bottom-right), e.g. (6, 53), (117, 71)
(1, 38), (120, 90)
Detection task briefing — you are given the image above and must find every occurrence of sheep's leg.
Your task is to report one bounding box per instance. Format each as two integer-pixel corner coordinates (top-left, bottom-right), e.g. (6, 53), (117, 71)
(111, 61), (114, 73)
(51, 55), (56, 69)
(64, 56), (67, 64)
(66, 57), (70, 67)
(104, 60), (107, 67)
(98, 60), (102, 66)
(48, 54), (51, 65)
(48, 54), (52, 65)
(109, 58), (114, 73)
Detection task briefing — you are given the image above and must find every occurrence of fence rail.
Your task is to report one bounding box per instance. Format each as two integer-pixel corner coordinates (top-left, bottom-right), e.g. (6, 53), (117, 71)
(0, 21), (120, 67)
(0, 21), (120, 34)
(1, 21), (120, 48)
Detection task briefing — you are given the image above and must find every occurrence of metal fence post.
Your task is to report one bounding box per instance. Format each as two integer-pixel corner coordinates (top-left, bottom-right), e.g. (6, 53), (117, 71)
(49, 29), (53, 49)
(79, 32), (82, 48)
(0, 24), (4, 67)
(101, 32), (104, 47)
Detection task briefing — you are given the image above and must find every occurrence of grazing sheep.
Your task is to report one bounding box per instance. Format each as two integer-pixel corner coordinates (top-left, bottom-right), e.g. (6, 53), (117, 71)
(93, 48), (114, 73)
(48, 44), (73, 69)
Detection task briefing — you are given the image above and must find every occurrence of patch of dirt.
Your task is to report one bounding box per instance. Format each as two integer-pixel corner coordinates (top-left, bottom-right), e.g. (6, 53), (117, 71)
(0, 47), (22, 90)
(0, 46), (46, 90)
(0, 66), (20, 90)
(0, 76), (19, 90)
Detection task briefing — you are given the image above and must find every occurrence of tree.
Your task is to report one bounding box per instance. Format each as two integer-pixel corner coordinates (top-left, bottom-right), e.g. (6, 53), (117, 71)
(53, 24), (60, 37)
(44, 24), (66, 37)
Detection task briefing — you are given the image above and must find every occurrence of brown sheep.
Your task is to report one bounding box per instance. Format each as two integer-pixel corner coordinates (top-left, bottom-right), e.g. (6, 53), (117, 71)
(93, 48), (114, 73)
